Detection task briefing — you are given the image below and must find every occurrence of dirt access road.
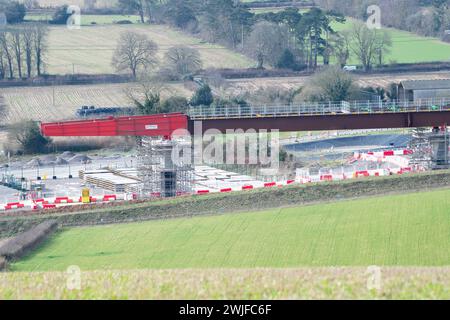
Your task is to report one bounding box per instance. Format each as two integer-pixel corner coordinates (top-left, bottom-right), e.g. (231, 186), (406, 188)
(226, 71), (450, 94)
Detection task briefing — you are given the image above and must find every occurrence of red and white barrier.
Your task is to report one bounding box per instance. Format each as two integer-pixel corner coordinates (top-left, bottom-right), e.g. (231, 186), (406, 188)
(300, 178), (312, 184)
(41, 204), (57, 210)
(103, 195), (117, 202)
(355, 149), (413, 160)
(4, 202), (25, 210)
(54, 197), (73, 204)
(390, 167), (413, 175)
(320, 175), (333, 181)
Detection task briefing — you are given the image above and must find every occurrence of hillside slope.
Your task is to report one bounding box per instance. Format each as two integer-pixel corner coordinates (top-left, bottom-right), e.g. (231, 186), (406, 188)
(12, 188), (450, 271)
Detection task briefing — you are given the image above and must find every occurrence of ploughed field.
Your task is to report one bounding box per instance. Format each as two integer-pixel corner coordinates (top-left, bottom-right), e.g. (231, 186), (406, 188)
(0, 83), (192, 125)
(11, 189), (450, 271)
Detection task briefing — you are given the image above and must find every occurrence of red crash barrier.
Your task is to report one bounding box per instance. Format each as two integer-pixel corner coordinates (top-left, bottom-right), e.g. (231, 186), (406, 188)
(54, 197), (73, 204)
(103, 195), (117, 201)
(355, 171), (370, 178)
(242, 185), (254, 190)
(197, 190), (210, 195)
(4, 202), (25, 210)
(399, 167), (412, 174)
(78, 196), (97, 202)
(220, 188), (232, 193)
(34, 199), (49, 205)
(264, 182), (276, 188)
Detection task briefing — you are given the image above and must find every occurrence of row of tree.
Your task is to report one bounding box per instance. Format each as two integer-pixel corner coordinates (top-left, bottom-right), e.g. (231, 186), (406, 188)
(316, 0), (450, 38)
(117, 1), (392, 72)
(247, 8), (392, 71)
(0, 0), (26, 24)
(0, 24), (47, 79)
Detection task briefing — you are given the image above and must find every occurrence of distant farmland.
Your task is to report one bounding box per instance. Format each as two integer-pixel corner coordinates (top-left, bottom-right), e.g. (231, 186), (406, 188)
(25, 0), (117, 8)
(12, 189), (450, 271)
(1, 71), (449, 126)
(0, 82), (192, 125)
(27, 9), (450, 75)
(333, 18), (450, 65)
(44, 24), (254, 75)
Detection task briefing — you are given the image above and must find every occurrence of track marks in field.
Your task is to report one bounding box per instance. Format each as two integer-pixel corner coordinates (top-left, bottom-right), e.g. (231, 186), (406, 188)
(11, 189), (450, 271)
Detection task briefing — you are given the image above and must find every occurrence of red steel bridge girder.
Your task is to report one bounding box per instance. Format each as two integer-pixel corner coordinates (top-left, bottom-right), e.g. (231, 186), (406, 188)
(40, 111), (450, 137)
(41, 113), (188, 138)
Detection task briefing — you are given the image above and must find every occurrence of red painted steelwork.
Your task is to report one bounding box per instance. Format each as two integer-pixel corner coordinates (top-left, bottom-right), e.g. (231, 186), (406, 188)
(41, 113), (188, 137)
(41, 110), (450, 137)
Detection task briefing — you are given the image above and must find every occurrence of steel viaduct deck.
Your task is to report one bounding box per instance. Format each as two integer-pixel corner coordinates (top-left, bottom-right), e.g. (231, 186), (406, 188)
(41, 99), (450, 137)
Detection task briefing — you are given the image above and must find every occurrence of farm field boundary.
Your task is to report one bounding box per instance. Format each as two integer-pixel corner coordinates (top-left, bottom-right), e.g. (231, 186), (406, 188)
(0, 74), (133, 88)
(1, 170), (450, 238)
(0, 221), (57, 265)
(208, 62), (450, 80)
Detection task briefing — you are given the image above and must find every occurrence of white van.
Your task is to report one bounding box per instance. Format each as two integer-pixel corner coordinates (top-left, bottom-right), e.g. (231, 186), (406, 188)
(343, 65), (357, 71)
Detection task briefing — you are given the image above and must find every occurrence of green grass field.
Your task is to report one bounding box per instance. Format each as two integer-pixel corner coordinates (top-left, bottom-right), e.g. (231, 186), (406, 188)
(12, 189), (450, 271)
(41, 24), (254, 74)
(23, 13), (450, 75)
(250, 10), (450, 64)
(332, 18), (450, 64)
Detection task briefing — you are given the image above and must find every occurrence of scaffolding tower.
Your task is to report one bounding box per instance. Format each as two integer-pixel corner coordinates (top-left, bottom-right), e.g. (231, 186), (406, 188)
(429, 126), (449, 170)
(409, 127), (450, 171)
(137, 137), (194, 198)
(409, 128), (431, 170)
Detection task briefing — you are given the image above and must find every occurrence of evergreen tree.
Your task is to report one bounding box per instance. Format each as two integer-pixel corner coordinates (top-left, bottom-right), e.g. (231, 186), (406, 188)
(190, 85), (214, 106)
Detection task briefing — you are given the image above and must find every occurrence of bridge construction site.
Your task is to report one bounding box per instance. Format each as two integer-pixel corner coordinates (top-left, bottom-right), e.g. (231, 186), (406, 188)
(1, 97), (450, 212)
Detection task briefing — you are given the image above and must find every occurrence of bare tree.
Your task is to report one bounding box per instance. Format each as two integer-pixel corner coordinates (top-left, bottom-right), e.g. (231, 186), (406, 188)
(164, 45), (202, 77)
(118, 0), (149, 23)
(374, 31), (392, 66)
(349, 22), (392, 72)
(32, 24), (48, 77)
(0, 24), (47, 79)
(245, 21), (288, 69)
(112, 31), (158, 79)
(330, 32), (350, 68)
(0, 45), (6, 79)
(10, 28), (23, 78)
(22, 24), (34, 78)
(0, 30), (14, 78)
